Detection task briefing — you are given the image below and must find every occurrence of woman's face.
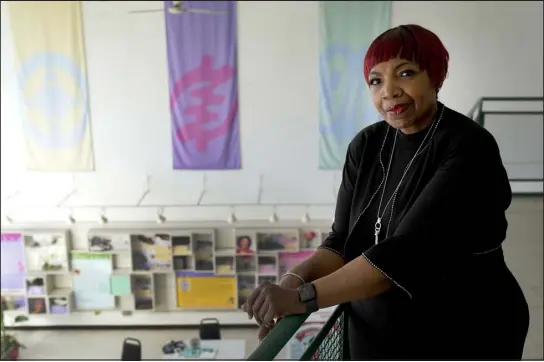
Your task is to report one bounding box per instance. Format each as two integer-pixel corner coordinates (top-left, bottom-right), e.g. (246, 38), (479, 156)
(368, 57), (437, 134)
(239, 237), (249, 249)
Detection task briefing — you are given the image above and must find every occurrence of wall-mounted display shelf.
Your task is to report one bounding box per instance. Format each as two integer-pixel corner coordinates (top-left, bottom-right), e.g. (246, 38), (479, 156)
(1, 230), (73, 316)
(1, 226), (331, 325)
(23, 230), (71, 273)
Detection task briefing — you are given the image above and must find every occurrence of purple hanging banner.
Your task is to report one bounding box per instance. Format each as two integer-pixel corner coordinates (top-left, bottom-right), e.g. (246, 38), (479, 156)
(166, 0), (241, 170)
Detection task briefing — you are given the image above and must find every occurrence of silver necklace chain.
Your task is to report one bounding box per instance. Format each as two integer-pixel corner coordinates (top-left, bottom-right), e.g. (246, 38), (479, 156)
(374, 104), (445, 245)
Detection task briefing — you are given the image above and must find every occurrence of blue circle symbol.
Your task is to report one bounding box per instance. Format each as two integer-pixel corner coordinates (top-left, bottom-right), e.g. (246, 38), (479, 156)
(18, 52), (89, 149)
(319, 43), (380, 142)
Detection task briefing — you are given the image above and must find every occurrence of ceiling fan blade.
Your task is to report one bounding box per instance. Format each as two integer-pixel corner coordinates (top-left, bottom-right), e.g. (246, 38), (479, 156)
(129, 9), (163, 14)
(187, 8), (227, 14)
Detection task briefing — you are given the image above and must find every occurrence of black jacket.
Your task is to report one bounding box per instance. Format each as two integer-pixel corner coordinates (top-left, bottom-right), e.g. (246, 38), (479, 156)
(319, 103), (512, 298)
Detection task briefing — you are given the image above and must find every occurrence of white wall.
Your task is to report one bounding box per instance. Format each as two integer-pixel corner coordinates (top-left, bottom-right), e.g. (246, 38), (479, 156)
(1, 0), (543, 224)
(0, 1), (543, 327)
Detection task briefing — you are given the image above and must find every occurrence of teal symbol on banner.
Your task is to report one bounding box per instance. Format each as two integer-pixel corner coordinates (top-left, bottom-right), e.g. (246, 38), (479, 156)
(18, 52), (88, 149)
(319, 43), (380, 169)
(319, 44), (375, 143)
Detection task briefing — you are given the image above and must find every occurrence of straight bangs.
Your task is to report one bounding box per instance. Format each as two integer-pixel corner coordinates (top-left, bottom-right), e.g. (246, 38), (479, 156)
(363, 25), (449, 90)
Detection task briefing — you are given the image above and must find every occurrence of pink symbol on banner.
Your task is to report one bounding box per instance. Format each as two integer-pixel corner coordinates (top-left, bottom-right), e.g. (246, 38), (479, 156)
(17, 260), (24, 272)
(170, 55), (238, 153)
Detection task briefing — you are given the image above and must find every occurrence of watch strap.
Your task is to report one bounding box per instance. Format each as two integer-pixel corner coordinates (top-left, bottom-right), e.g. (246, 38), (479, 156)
(304, 298), (319, 313)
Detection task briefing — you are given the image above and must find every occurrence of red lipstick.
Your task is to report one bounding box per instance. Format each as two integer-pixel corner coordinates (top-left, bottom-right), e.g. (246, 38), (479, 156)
(387, 103), (410, 115)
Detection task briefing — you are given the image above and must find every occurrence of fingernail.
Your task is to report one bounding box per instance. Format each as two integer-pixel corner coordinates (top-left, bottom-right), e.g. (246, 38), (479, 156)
(258, 339), (261, 344)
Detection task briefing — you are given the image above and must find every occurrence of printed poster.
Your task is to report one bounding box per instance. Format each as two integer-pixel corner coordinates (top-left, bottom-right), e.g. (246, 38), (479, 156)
(176, 271), (236, 308)
(71, 252), (115, 310)
(0, 233), (25, 291)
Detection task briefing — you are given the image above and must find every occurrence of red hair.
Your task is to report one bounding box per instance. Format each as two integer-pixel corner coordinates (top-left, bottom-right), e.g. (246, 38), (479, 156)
(363, 24), (450, 90)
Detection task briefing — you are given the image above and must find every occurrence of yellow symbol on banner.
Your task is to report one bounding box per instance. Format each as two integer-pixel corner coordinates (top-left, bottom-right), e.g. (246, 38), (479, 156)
(20, 52), (88, 149)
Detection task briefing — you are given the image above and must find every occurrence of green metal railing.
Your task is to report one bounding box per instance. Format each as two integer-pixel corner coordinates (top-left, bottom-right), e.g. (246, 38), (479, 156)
(247, 304), (349, 361)
(467, 96), (543, 128)
(467, 96), (543, 188)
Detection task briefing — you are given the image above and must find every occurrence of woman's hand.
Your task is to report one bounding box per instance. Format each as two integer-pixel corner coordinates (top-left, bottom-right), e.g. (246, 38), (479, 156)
(253, 275), (305, 342)
(242, 281), (306, 328)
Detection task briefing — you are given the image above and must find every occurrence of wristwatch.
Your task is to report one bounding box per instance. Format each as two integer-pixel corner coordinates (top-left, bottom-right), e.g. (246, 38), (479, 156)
(298, 283), (319, 313)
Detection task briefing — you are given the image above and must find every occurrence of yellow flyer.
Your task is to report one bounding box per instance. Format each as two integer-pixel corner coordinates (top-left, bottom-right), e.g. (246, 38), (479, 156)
(176, 272), (236, 309)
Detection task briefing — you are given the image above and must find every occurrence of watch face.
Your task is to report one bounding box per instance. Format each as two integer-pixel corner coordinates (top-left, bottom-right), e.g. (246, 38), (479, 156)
(299, 284), (315, 302)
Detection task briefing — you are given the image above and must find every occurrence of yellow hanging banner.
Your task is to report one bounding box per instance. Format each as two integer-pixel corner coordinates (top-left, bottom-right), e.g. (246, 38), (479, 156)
(7, 1), (94, 171)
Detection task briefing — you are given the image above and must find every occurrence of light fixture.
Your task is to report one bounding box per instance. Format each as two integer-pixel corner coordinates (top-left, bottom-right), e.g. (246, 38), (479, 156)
(269, 207), (278, 224)
(301, 205), (311, 224)
(66, 210), (76, 225)
(227, 207), (237, 224)
(2, 214), (13, 225)
(156, 208), (166, 224)
(99, 208), (108, 224)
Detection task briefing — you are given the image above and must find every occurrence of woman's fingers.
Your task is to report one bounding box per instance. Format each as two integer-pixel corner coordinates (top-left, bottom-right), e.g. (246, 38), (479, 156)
(256, 299), (271, 326)
(257, 324), (272, 342)
(244, 283), (264, 319)
(262, 305), (277, 328)
(252, 292), (267, 325)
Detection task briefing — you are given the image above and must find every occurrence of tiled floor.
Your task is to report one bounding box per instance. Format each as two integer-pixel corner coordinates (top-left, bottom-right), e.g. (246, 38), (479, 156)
(12, 323), (543, 360)
(11, 198), (544, 360)
(16, 328), (261, 360)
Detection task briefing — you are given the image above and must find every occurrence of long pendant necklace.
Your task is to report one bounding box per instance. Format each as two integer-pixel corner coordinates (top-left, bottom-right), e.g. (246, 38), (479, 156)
(374, 105), (445, 245)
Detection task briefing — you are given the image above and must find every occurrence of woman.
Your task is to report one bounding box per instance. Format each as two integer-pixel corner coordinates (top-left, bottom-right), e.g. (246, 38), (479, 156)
(236, 236), (255, 254)
(242, 24), (530, 360)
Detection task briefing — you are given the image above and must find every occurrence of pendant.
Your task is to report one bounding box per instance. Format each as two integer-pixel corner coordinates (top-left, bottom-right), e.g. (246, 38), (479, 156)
(374, 218), (382, 245)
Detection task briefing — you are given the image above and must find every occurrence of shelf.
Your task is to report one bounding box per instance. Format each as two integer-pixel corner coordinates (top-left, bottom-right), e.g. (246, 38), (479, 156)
(70, 249), (125, 255)
(48, 288), (72, 297)
(26, 270), (71, 276)
(152, 298), (169, 313)
(112, 268), (132, 275)
(1, 226), (327, 320)
(214, 249), (236, 256)
(114, 268), (173, 276)
(236, 271), (255, 276)
(74, 307), (121, 312)
(136, 269), (173, 275)
(0, 290), (25, 296)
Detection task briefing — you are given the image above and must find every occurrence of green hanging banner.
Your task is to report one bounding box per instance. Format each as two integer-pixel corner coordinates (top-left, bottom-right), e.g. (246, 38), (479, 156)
(318, 1), (391, 169)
